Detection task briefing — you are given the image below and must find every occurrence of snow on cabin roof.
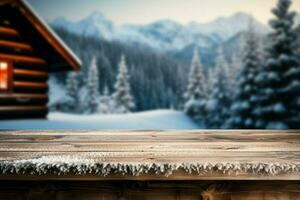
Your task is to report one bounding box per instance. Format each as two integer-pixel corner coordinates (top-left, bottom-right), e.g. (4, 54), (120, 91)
(0, 130), (300, 180)
(0, 0), (81, 71)
(21, 0), (82, 69)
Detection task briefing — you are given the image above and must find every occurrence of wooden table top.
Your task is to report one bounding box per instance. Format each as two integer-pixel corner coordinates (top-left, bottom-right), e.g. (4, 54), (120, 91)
(0, 130), (299, 180)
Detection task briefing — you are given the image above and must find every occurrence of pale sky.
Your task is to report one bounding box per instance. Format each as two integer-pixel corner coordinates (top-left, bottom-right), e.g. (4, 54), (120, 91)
(28, 0), (300, 25)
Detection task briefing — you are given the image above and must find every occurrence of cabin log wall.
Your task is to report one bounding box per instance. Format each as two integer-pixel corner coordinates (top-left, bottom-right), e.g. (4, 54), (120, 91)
(0, 25), (49, 119)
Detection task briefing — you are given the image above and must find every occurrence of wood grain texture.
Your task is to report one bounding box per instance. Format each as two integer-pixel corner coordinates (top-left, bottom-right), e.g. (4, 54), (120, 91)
(0, 93), (48, 99)
(13, 81), (48, 89)
(0, 39), (33, 51)
(0, 130), (299, 180)
(0, 105), (47, 112)
(14, 68), (48, 77)
(0, 53), (47, 65)
(0, 26), (18, 36)
(0, 180), (299, 200)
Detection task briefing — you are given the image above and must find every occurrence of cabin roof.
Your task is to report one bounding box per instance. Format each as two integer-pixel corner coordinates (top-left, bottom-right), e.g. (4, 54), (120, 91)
(0, 130), (299, 180)
(0, 0), (81, 71)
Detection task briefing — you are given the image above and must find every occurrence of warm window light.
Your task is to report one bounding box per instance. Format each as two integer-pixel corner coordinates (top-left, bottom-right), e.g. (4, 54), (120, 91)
(0, 62), (9, 90)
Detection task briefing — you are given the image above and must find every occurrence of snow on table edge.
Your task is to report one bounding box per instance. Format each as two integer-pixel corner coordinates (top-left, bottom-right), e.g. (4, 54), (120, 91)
(0, 155), (300, 177)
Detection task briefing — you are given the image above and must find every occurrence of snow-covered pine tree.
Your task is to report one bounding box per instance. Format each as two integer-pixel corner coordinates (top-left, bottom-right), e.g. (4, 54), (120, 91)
(184, 47), (207, 122)
(86, 57), (100, 114)
(66, 72), (79, 112)
(205, 47), (231, 128)
(112, 54), (135, 113)
(99, 85), (113, 114)
(226, 25), (261, 129)
(230, 51), (243, 88)
(254, 0), (300, 129)
(296, 23), (300, 55)
(297, 22), (300, 62)
(295, 22), (300, 122)
(206, 68), (215, 97)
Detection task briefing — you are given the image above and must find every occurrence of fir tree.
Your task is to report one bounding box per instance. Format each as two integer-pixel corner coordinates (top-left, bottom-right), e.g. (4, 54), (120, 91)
(230, 51), (243, 89)
(205, 47), (231, 128)
(65, 72), (79, 112)
(254, 0), (300, 129)
(206, 68), (214, 97)
(112, 54), (135, 113)
(295, 23), (300, 122)
(99, 85), (113, 114)
(296, 24), (300, 55)
(227, 36), (244, 97)
(184, 47), (207, 122)
(226, 26), (262, 129)
(86, 57), (100, 114)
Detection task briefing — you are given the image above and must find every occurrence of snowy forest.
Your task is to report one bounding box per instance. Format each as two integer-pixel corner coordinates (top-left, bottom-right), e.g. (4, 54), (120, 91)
(49, 0), (300, 129)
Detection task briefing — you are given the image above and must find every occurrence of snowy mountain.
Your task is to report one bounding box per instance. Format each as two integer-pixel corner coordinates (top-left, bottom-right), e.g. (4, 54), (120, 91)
(296, 13), (300, 26)
(53, 11), (115, 40)
(52, 11), (269, 52)
(120, 20), (221, 51)
(187, 12), (268, 40)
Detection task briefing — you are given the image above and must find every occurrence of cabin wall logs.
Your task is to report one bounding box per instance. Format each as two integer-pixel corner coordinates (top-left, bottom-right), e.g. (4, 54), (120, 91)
(0, 181), (299, 200)
(0, 23), (49, 119)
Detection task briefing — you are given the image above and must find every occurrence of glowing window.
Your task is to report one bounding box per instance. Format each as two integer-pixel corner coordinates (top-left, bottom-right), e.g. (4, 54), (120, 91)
(0, 61), (9, 91)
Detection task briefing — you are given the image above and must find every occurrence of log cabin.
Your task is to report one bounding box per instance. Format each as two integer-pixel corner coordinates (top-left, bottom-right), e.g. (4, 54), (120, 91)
(0, 0), (81, 119)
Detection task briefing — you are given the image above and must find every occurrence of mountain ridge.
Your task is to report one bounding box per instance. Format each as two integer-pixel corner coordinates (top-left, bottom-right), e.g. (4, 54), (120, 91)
(52, 11), (269, 52)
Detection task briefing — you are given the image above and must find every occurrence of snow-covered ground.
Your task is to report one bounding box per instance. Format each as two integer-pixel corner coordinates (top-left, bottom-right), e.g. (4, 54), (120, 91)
(0, 110), (200, 130)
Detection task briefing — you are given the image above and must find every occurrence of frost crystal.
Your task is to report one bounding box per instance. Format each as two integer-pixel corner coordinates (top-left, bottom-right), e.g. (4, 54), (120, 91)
(1, 155), (299, 177)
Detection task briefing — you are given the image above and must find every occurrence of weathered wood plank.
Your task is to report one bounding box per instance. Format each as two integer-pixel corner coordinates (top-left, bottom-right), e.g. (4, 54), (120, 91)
(0, 93), (48, 104)
(0, 131), (299, 180)
(0, 181), (297, 200)
(0, 106), (47, 112)
(0, 151), (299, 161)
(0, 93), (48, 106)
(0, 129), (298, 135)
(14, 68), (48, 77)
(0, 93), (47, 99)
(0, 130), (299, 142)
(0, 40), (33, 51)
(0, 27), (18, 36)
(0, 106), (48, 119)
(0, 142), (299, 152)
(13, 62), (49, 71)
(0, 53), (47, 65)
(13, 81), (48, 89)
